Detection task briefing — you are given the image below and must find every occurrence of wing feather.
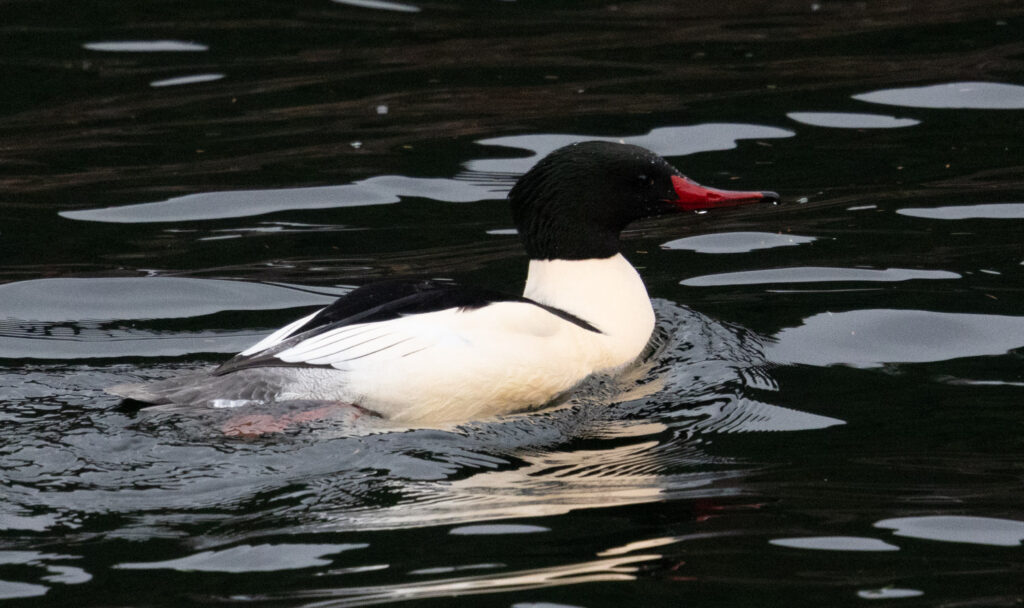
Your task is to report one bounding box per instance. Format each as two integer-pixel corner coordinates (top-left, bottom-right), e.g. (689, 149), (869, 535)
(238, 309), (323, 356)
(281, 328), (397, 362)
(226, 301), (560, 372)
(216, 279), (600, 377)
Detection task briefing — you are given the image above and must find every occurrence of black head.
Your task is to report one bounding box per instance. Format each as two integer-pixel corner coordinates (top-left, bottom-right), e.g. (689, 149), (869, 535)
(508, 141), (778, 260)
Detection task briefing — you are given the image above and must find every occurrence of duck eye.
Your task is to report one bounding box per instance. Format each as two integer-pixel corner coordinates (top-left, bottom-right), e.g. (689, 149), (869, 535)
(637, 174), (653, 186)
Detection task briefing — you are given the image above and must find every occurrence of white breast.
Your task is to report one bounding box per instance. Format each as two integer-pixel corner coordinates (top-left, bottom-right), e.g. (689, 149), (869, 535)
(523, 254), (656, 369)
(231, 254), (656, 424)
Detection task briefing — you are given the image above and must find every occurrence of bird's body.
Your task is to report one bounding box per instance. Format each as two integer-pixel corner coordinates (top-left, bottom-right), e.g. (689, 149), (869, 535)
(109, 142), (777, 424)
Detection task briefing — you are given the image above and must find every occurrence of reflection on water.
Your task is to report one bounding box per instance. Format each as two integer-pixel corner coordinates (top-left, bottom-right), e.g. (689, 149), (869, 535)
(342, 440), (680, 529)
(58, 176), (499, 223)
(0, 581), (47, 601)
(662, 232), (817, 254)
(853, 81), (1024, 109)
(450, 524), (550, 535)
(0, 278), (343, 322)
(0, 551), (89, 600)
(857, 588), (925, 600)
(768, 536), (899, 551)
(149, 73), (225, 88)
(786, 112), (920, 129)
(875, 515), (1024, 547)
(82, 40), (209, 52)
(115, 543), (369, 572)
(681, 266), (959, 286)
(467, 125), (795, 174)
(255, 552), (657, 607)
(896, 202), (1024, 219)
(331, 0), (421, 13)
(767, 309), (1024, 367)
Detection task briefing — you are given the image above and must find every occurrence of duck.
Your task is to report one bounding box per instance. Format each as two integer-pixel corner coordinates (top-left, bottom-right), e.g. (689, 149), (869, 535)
(109, 141), (778, 424)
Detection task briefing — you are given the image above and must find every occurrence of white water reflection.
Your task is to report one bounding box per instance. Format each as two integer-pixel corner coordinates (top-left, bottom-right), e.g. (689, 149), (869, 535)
(82, 40), (208, 52)
(875, 515), (1024, 547)
(767, 309), (1024, 368)
(59, 176), (499, 224)
(333, 440), (678, 529)
(39, 565), (91, 585)
(410, 564), (503, 576)
(150, 73), (225, 88)
(599, 536), (688, 557)
(0, 278), (342, 322)
(0, 513), (63, 532)
(769, 536), (899, 551)
(450, 524), (549, 535)
(662, 232), (816, 254)
(681, 266), (959, 287)
(858, 588), (924, 600)
(853, 81), (1024, 109)
(0, 326), (259, 360)
(332, 0), (420, 12)
(897, 202), (1024, 220)
(468, 124), (795, 174)
(0, 580), (47, 600)
(323, 409), (839, 531)
(116, 543), (367, 572)
(787, 112), (920, 129)
(0, 551), (90, 600)
(257, 553), (655, 606)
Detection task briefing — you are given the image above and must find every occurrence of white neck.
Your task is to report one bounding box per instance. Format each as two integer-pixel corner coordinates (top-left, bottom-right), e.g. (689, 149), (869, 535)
(523, 254), (655, 365)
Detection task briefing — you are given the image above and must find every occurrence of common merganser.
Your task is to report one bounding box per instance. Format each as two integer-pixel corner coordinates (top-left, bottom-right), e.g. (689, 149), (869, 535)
(109, 142), (778, 423)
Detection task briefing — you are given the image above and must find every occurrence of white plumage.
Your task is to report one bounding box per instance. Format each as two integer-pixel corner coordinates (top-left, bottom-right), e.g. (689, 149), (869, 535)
(227, 255), (655, 423)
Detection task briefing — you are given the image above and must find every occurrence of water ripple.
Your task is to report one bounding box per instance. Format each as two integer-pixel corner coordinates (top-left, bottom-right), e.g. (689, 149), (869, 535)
(0, 300), (829, 540)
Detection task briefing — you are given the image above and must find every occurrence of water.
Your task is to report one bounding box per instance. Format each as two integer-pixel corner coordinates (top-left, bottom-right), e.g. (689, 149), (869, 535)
(2, 1), (1023, 605)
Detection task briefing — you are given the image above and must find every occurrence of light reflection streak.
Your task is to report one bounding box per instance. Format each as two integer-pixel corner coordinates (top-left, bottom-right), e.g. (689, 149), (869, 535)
(255, 553), (659, 607)
(324, 439), (739, 531)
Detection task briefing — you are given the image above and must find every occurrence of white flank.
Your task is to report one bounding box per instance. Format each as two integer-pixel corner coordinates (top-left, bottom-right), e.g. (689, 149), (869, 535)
(226, 254), (656, 423)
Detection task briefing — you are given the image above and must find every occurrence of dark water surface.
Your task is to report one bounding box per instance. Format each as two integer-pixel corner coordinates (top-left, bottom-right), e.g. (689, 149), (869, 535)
(2, 1), (1023, 605)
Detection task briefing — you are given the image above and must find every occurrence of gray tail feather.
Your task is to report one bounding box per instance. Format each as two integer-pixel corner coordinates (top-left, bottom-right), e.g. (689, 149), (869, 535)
(104, 371), (216, 405)
(105, 382), (172, 404)
(105, 368), (295, 406)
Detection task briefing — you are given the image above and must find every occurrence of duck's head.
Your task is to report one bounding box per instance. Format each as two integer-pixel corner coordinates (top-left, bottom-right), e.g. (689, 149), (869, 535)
(509, 141), (779, 260)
